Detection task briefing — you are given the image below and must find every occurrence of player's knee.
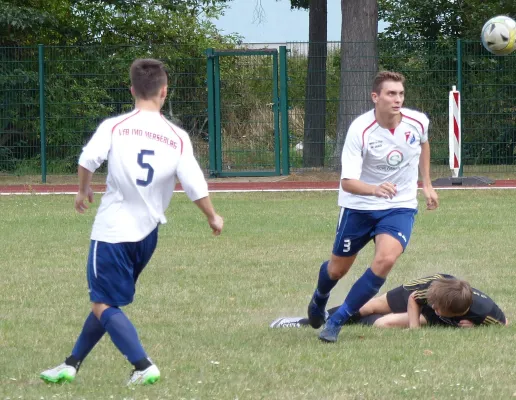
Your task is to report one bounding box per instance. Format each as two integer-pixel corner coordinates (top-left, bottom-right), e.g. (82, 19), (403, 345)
(373, 318), (389, 328)
(373, 318), (395, 328)
(91, 302), (111, 319)
(372, 254), (398, 275)
(327, 265), (346, 280)
(327, 260), (352, 280)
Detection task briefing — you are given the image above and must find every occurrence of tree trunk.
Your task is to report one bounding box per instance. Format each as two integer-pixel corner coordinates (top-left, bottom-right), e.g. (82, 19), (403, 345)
(303, 0), (327, 167)
(333, 0), (378, 167)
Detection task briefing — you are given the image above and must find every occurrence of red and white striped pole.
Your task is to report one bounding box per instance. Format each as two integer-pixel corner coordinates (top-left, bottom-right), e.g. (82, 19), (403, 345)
(449, 86), (461, 178)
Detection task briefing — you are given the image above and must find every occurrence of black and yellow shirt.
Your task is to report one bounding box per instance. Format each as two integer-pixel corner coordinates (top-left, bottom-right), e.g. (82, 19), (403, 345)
(402, 274), (506, 327)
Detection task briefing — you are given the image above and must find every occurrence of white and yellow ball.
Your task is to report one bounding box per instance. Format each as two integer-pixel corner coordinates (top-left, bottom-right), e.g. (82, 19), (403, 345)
(481, 15), (516, 55)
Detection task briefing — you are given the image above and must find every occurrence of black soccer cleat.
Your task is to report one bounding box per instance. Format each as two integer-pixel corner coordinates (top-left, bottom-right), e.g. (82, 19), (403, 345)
(307, 296), (328, 329)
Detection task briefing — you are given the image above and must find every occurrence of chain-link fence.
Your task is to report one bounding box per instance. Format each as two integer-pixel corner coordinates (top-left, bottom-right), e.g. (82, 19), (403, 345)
(1, 41), (515, 180)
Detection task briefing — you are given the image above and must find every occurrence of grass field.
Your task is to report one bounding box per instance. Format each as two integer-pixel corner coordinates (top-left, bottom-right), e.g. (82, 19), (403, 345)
(1, 190), (516, 399)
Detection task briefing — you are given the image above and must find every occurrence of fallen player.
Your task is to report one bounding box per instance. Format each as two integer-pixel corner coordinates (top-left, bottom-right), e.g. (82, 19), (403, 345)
(271, 274), (507, 329)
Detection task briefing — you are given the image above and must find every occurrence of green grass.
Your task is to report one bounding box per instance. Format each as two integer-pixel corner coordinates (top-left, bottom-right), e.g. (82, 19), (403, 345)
(1, 191), (516, 399)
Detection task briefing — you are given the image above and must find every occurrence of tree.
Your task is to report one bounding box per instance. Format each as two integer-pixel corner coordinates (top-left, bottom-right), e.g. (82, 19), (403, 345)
(333, 0), (378, 164)
(0, 0), (233, 46)
(301, 0), (327, 167)
(287, 0), (328, 167)
(377, 0), (516, 166)
(0, 0), (236, 173)
(378, 0), (516, 41)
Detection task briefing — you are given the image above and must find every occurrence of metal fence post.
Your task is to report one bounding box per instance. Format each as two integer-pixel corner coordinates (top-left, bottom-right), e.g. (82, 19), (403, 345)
(456, 39), (463, 177)
(279, 46), (290, 175)
(38, 44), (47, 183)
(206, 48), (217, 177)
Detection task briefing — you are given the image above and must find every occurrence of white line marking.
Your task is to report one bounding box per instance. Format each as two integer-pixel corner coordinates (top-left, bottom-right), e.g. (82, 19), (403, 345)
(1, 187), (516, 195)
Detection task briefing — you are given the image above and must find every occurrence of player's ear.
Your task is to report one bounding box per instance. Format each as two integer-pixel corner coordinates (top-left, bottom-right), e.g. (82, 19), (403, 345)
(160, 85), (167, 99)
(371, 92), (378, 103)
(130, 86), (136, 98)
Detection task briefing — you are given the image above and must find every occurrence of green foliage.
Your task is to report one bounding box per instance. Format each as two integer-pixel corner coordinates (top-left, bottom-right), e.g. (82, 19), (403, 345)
(0, 0), (238, 173)
(0, 0), (235, 46)
(378, 0), (516, 41)
(288, 0), (309, 9)
(376, 0), (516, 166)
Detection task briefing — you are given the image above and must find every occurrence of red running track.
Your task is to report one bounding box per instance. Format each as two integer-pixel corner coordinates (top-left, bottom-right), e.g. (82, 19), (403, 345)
(1, 180), (516, 194)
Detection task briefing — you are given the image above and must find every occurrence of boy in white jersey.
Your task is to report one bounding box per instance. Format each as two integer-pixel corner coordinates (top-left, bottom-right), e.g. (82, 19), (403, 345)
(307, 71), (439, 343)
(40, 59), (224, 385)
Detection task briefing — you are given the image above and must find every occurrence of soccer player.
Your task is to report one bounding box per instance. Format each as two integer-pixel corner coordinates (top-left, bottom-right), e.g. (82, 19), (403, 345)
(40, 58), (223, 385)
(307, 71), (439, 343)
(274, 274), (507, 328)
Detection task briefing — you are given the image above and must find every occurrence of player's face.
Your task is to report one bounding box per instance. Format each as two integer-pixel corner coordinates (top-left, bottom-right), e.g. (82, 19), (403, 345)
(432, 305), (464, 318)
(372, 81), (404, 117)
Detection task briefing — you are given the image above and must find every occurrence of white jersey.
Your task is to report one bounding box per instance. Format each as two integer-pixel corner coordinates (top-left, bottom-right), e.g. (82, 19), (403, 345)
(79, 109), (209, 243)
(338, 108), (429, 210)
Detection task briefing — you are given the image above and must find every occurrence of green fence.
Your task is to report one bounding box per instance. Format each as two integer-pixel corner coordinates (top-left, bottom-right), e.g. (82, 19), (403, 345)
(287, 40), (516, 178)
(1, 41), (515, 181)
(0, 44), (209, 180)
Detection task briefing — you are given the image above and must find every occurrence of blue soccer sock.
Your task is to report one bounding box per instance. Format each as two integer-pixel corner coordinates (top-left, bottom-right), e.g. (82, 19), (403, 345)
(313, 261), (339, 308)
(69, 312), (106, 366)
(329, 267), (385, 326)
(100, 307), (148, 365)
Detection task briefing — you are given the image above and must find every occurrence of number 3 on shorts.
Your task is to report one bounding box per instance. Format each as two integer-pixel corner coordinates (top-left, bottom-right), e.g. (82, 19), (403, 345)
(136, 149), (155, 187)
(342, 238), (351, 252)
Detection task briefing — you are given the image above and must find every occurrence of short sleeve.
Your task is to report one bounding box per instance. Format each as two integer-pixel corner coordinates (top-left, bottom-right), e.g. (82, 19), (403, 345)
(176, 134), (209, 201)
(78, 120), (112, 172)
(420, 113), (430, 144)
(340, 123), (364, 180)
(412, 290), (428, 306)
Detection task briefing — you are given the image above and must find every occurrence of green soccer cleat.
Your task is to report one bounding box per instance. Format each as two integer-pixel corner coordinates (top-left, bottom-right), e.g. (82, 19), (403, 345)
(40, 363), (77, 384)
(127, 364), (160, 386)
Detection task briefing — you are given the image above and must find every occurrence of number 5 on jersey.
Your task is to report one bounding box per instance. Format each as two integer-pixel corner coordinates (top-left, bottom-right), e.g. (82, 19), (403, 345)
(136, 150), (154, 187)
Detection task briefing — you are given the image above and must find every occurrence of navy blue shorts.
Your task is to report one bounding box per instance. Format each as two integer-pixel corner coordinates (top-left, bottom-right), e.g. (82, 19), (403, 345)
(87, 227), (158, 307)
(332, 207), (417, 257)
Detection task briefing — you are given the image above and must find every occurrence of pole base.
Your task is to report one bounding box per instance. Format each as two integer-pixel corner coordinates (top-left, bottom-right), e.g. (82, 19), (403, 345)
(431, 176), (495, 187)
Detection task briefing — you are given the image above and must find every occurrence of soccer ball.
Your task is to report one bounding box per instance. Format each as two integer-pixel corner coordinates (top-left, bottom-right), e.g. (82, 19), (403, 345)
(481, 15), (516, 55)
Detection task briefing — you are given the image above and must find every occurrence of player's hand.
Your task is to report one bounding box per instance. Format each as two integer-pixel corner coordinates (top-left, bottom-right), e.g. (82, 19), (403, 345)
(458, 319), (474, 328)
(75, 188), (94, 213)
(208, 214), (224, 236)
(422, 185), (439, 210)
(373, 182), (397, 199)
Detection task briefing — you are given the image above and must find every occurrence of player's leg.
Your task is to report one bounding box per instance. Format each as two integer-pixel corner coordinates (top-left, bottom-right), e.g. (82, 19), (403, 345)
(40, 241), (107, 384)
(358, 294), (392, 316)
(373, 313), (428, 328)
(320, 209), (415, 342)
(308, 254), (357, 328)
(94, 227), (160, 385)
(308, 208), (373, 329)
(93, 302), (159, 385)
(371, 208), (417, 277)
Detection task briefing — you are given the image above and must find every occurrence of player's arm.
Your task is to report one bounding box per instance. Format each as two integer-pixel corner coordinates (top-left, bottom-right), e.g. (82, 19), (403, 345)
(75, 121), (111, 213)
(176, 135), (223, 235)
(478, 307), (508, 327)
(340, 123), (396, 198)
(194, 197), (223, 236)
(75, 166), (94, 213)
(342, 179), (397, 199)
(418, 131), (438, 210)
(407, 292), (423, 328)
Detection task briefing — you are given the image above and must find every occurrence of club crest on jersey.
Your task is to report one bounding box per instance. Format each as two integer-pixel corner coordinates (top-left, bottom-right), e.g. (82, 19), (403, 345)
(405, 131), (416, 145)
(386, 150), (403, 167)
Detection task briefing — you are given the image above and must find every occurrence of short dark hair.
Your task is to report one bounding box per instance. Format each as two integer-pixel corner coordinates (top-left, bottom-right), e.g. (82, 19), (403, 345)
(372, 71), (405, 94)
(130, 59), (168, 100)
(426, 278), (473, 315)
